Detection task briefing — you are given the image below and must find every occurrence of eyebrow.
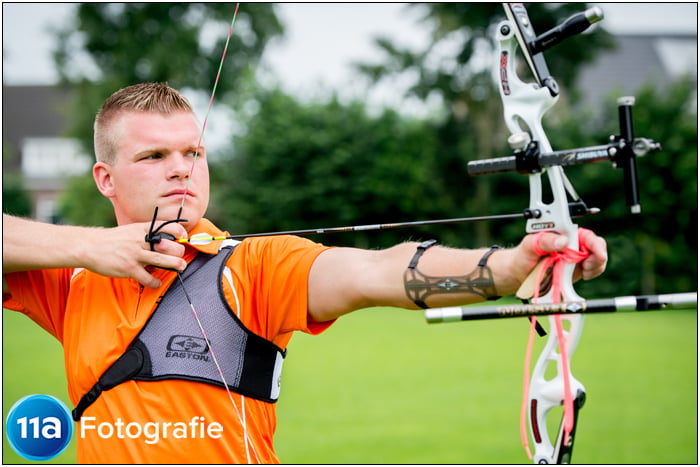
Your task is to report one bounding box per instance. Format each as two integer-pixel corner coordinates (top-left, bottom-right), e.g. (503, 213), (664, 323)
(132, 147), (167, 159)
(131, 144), (206, 159)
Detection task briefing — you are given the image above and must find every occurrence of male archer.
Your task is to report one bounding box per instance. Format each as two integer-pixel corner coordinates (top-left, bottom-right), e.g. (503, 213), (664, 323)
(2, 82), (608, 463)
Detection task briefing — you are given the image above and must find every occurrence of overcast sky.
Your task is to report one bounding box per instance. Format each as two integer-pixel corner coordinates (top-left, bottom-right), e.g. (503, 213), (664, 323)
(2, 2), (697, 92)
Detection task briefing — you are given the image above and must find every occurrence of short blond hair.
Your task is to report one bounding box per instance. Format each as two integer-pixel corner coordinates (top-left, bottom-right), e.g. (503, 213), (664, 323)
(94, 82), (194, 164)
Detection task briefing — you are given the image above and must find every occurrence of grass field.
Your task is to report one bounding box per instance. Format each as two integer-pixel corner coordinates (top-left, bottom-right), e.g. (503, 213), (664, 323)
(3, 303), (697, 464)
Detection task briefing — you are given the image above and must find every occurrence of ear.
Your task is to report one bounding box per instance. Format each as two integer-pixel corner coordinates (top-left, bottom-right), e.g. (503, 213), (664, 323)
(93, 162), (116, 198)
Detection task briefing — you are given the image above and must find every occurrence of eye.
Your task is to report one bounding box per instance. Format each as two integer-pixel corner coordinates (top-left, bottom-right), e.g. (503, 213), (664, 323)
(141, 152), (163, 160)
(187, 149), (205, 159)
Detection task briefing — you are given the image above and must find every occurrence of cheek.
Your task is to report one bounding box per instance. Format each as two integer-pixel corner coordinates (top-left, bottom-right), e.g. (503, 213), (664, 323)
(112, 168), (155, 201)
(200, 175), (209, 206)
(191, 165), (210, 208)
(118, 169), (148, 189)
(194, 164), (210, 190)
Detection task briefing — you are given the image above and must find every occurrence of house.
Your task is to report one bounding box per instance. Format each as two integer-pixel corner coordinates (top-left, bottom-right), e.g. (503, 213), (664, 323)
(575, 33), (697, 114)
(2, 85), (91, 223)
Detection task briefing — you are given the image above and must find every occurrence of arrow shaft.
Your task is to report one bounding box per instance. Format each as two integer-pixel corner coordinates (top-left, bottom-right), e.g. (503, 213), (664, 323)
(178, 211), (536, 243)
(231, 212), (529, 238)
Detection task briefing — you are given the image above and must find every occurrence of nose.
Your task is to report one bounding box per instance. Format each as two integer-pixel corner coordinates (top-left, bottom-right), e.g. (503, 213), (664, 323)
(168, 153), (192, 180)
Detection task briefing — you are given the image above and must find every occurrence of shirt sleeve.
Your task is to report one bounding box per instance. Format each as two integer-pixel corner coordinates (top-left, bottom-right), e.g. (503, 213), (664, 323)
(3, 268), (73, 341)
(228, 236), (335, 345)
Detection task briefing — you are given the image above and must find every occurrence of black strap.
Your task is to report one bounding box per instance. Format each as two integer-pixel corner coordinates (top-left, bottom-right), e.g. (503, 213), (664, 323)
(479, 245), (503, 301)
(72, 344), (147, 421)
(407, 239), (438, 269)
(407, 240), (438, 308)
(144, 206), (186, 252)
(478, 245), (501, 267)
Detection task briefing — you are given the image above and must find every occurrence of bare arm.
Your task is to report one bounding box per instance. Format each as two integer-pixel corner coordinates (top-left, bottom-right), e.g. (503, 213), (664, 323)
(2, 214), (188, 291)
(308, 232), (607, 322)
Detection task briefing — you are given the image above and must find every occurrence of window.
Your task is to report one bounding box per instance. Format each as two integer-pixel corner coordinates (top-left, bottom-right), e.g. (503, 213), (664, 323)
(21, 137), (91, 178)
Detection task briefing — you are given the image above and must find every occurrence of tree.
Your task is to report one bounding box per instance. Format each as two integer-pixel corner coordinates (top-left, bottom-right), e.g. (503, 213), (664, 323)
(210, 88), (444, 249)
(2, 174), (32, 218)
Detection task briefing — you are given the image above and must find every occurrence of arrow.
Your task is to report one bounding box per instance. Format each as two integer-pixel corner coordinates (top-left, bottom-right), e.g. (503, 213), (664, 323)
(177, 211), (542, 244)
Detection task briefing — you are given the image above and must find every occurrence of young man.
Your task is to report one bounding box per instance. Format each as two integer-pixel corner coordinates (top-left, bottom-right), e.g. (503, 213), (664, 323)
(3, 83), (607, 463)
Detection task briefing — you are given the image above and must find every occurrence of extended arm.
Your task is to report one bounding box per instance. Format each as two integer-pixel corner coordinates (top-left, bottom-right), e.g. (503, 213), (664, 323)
(307, 231), (607, 322)
(2, 214), (188, 291)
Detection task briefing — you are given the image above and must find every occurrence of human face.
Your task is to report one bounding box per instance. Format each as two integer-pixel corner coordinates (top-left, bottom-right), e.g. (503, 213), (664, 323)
(93, 111), (210, 231)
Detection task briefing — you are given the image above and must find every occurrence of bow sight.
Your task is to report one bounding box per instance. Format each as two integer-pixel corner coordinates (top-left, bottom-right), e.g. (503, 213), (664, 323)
(466, 96), (661, 217)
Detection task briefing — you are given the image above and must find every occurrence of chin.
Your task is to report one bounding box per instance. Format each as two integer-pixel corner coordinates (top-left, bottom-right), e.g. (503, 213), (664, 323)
(143, 198), (206, 226)
(144, 205), (188, 225)
(173, 206), (206, 228)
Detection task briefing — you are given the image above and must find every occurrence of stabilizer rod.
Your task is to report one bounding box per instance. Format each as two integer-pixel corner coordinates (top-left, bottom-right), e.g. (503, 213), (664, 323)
(425, 292), (698, 323)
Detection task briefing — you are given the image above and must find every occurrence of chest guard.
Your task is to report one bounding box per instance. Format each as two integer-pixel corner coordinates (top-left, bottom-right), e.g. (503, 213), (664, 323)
(72, 245), (286, 421)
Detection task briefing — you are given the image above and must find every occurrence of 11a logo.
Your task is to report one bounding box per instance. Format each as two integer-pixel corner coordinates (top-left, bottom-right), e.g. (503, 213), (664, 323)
(5, 394), (73, 461)
(16, 415), (64, 439)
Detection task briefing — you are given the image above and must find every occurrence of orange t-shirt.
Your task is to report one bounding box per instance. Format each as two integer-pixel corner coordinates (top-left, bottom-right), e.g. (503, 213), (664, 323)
(3, 219), (333, 463)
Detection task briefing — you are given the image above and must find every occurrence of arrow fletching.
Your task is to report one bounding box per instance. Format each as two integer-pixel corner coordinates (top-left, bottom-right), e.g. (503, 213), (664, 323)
(178, 233), (227, 245)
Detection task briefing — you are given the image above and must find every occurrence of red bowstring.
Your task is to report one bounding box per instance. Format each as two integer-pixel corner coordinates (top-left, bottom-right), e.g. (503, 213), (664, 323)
(520, 228), (592, 459)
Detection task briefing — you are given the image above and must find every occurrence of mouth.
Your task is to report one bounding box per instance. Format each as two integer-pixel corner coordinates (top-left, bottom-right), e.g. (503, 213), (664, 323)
(164, 189), (195, 199)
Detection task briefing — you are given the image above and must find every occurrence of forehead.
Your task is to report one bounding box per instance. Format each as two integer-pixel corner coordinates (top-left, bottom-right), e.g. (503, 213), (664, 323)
(112, 111), (201, 153)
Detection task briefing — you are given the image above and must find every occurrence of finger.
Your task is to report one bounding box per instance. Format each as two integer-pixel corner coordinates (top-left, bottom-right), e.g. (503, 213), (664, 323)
(579, 255), (606, 280)
(127, 265), (162, 289)
(160, 222), (188, 241)
(142, 251), (187, 273)
(584, 234), (608, 262)
(137, 273), (162, 289)
(580, 257), (606, 280)
(147, 223), (187, 264)
(531, 232), (569, 253)
(141, 222), (188, 248)
(581, 234), (607, 280)
(153, 237), (186, 258)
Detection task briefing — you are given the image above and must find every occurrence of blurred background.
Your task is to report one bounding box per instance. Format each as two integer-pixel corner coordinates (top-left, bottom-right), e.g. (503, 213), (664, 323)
(2, 3), (697, 464)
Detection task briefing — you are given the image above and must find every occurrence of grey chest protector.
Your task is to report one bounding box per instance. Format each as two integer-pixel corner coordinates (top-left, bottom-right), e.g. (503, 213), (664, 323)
(72, 244), (286, 421)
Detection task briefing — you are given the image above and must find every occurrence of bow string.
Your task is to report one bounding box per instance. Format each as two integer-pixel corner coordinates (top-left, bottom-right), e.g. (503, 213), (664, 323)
(146, 4), (261, 463)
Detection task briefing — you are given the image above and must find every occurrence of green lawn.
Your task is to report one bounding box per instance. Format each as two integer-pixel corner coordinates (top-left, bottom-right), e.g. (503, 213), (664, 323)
(3, 311), (77, 464)
(4, 304), (697, 464)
